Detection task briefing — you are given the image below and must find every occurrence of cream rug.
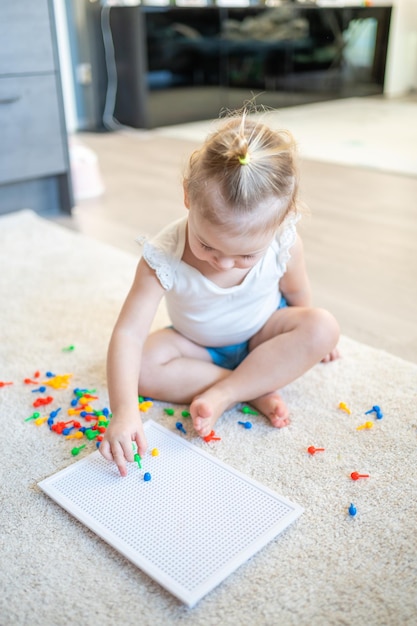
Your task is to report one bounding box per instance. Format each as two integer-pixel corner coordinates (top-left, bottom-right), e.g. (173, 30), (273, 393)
(1, 210), (416, 626)
(155, 97), (417, 177)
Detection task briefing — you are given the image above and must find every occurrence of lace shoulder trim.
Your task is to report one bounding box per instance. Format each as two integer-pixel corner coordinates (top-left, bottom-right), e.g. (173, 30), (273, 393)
(136, 218), (186, 290)
(276, 213), (300, 274)
(142, 241), (173, 290)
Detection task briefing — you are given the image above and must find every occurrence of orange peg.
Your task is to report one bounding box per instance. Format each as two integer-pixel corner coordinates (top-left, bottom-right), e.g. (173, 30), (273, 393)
(351, 471), (370, 481)
(307, 446), (325, 455)
(203, 430), (221, 442)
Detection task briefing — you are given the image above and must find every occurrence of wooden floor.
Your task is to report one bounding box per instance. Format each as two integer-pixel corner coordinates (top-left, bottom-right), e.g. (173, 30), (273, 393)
(55, 129), (417, 364)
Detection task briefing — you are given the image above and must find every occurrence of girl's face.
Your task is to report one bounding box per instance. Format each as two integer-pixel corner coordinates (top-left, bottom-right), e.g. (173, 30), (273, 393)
(187, 208), (274, 272)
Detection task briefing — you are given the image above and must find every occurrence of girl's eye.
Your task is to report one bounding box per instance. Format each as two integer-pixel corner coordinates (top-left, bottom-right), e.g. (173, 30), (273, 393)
(201, 243), (213, 251)
(242, 254), (255, 260)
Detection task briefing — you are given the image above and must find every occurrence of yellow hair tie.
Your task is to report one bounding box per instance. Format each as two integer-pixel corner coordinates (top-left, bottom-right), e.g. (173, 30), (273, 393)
(238, 153), (250, 165)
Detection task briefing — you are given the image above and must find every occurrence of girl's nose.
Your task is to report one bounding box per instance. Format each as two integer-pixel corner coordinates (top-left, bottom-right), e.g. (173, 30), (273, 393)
(215, 255), (234, 270)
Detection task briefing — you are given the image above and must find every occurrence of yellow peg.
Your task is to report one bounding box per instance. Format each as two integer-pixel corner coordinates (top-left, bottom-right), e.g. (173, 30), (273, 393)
(66, 431), (84, 439)
(338, 402), (351, 415)
(139, 401), (153, 412)
(43, 374), (73, 389)
(356, 421), (374, 431)
(34, 416), (48, 426)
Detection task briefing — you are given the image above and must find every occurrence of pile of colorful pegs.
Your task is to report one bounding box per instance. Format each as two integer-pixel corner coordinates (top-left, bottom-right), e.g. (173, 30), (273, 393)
(21, 369), (112, 457)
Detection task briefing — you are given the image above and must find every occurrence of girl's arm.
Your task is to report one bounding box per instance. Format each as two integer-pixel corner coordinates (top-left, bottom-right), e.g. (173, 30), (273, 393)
(100, 258), (165, 476)
(279, 234), (312, 307)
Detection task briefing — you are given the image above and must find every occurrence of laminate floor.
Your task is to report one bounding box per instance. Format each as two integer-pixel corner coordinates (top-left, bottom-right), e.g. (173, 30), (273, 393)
(54, 122), (417, 365)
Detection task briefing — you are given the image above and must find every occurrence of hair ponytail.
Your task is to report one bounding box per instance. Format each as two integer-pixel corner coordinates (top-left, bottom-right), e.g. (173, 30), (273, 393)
(184, 110), (299, 229)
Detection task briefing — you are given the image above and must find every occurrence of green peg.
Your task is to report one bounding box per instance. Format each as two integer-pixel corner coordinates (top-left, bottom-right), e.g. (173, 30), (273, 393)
(241, 406), (259, 415)
(25, 412), (41, 422)
(85, 428), (98, 440)
(71, 445), (86, 456)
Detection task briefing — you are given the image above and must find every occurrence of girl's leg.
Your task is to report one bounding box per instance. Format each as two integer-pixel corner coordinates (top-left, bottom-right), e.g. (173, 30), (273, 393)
(138, 328), (230, 402)
(190, 307), (340, 436)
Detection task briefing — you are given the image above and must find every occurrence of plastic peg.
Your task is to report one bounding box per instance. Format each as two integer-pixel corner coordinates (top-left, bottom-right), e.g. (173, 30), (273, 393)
(241, 406), (259, 415)
(25, 412), (41, 422)
(33, 396), (54, 408)
(307, 446), (325, 455)
(175, 421), (186, 434)
(203, 430), (221, 442)
(351, 471), (370, 481)
(139, 400), (153, 412)
(338, 402), (351, 415)
(348, 503), (357, 516)
(34, 416), (48, 426)
(71, 445), (86, 456)
(356, 421), (373, 431)
(365, 405), (383, 419)
(66, 431), (84, 440)
(238, 420), (252, 429)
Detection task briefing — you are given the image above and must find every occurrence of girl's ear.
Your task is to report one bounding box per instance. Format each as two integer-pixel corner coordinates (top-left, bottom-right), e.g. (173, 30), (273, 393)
(183, 180), (190, 210)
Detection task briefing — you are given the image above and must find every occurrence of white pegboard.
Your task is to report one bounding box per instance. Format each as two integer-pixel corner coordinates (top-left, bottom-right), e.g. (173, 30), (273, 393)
(38, 420), (303, 607)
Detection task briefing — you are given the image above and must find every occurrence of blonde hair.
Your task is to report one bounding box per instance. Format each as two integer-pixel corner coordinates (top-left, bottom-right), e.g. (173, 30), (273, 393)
(184, 112), (299, 232)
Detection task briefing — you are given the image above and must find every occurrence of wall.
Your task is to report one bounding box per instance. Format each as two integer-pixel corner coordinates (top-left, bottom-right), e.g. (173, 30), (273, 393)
(383, 0), (417, 95)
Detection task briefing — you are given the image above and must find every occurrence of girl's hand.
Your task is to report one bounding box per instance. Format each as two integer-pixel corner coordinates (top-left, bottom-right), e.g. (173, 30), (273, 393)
(100, 413), (147, 477)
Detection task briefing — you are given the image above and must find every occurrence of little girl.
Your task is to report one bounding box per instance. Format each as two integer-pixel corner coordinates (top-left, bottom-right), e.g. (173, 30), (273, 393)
(100, 112), (340, 476)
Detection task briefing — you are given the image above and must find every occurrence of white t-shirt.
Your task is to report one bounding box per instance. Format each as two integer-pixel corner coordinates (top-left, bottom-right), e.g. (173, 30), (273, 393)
(142, 215), (298, 347)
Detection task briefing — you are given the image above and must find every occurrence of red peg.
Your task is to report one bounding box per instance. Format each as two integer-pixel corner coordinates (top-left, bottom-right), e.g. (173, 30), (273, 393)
(51, 421), (66, 434)
(351, 471), (370, 481)
(203, 430), (221, 442)
(33, 396), (54, 408)
(307, 446), (325, 455)
(0, 381), (13, 387)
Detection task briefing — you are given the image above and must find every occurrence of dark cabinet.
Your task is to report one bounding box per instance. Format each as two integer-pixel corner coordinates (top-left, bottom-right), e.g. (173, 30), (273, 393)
(107, 4), (392, 129)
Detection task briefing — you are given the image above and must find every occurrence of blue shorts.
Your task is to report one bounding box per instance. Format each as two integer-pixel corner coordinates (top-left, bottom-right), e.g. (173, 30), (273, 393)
(206, 297), (288, 370)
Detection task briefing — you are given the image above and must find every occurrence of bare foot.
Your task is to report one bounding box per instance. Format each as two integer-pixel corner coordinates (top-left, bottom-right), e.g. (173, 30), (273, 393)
(321, 347), (341, 362)
(251, 391), (290, 428)
(190, 388), (230, 438)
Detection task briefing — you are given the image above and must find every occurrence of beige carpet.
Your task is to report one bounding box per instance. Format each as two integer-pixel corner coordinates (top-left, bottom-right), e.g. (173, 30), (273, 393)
(1, 210), (416, 625)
